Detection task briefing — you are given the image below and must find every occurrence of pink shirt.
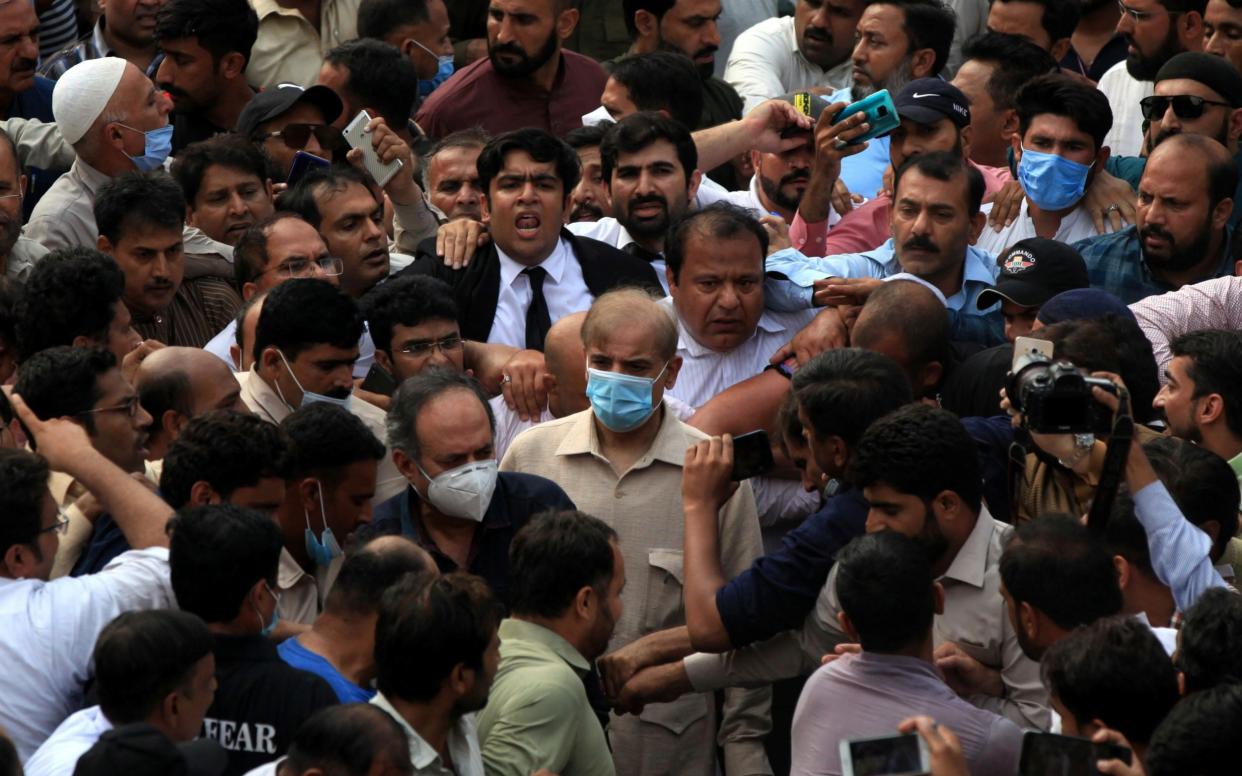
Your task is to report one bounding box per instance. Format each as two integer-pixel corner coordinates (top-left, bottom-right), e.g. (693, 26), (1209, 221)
(790, 162), (1012, 256)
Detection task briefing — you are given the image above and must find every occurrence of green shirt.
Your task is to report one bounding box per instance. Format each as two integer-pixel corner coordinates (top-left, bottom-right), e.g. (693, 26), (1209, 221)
(478, 619), (615, 776)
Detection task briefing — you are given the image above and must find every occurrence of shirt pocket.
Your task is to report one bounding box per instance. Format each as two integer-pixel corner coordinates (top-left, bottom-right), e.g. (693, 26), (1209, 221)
(643, 548), (686, 633)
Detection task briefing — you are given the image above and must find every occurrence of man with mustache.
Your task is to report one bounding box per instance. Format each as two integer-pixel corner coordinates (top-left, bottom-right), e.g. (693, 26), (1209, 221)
(564, 123), (611, 223)
(94, 172), (241, 349)
(610, 0), (742, 131)
(423, 129), (489, 223)
(153, 0), (258, 154)
(0, 0), (52, 123)
(767, 151), (1006, 346)
(172, 134), (276, 253)
(1098, 0), (1206, 156)
(40, 0), (165, 79)
(415, 0), (608, 138)
(725, 0), (867, 114)
(1075, 132), (1237, 302)
(0, 130), (49, 283)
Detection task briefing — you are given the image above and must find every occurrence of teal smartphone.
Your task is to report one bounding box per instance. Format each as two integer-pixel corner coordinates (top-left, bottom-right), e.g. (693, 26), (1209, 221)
(834, 89), (901, 145)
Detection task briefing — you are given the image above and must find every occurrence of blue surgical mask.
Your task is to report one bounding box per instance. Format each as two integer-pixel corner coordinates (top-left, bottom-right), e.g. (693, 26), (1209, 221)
(256, 582), (281, 637)
(118, 122), (173, 172)
(303, 480), (342, 567)
(585, 363), (668, 432)
(1017, 146), (1093, 212)
(275, 350), (353, 412)
(411, 39), (454, 99)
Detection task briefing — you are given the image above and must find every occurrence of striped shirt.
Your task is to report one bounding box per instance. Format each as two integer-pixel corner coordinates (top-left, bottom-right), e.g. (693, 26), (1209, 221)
(1129, 276), (1242, 383)
(131, 277), (242, 348)
(35, 0), (78, 62)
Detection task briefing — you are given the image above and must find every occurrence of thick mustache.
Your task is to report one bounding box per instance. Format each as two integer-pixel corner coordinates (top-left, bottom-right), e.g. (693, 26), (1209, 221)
(780, 171), (810, 187)
(1139, 225), (1171, 240)
(491, 43), (527, 58)
(570, 201), (605, 219)
(804, 26), (831, 41)
(629, 195), (668, 210)
(691, 45), (718, 59)
(903, 237), (939, 253)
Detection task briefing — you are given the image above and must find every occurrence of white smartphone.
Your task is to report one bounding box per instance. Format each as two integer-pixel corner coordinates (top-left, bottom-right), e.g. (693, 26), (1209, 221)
(839, 733), (931, 776)
(1012, 335), (1055, 372)
(342, 109), (403, 188)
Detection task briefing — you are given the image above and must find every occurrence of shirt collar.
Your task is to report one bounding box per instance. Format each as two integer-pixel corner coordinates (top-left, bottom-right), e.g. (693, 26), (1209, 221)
(941, 506), (998, 588)
(371, 692), (472, 771)
(499, 618), (590, 673)
(554, 403), (687, 467)
(497, 237), (569, 289)
(277, 545), (311, 589)
(250, 0), (303, 21)
(242, 369), (292, 425)
(74, 158), (113, 194)
(92, 19), (111, 57)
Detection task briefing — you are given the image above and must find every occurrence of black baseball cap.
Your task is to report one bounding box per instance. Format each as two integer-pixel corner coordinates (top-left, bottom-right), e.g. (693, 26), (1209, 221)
(976, 237), (1089, 310)
(73, 724), (227, 776)
(893, 78), (971, 129)
(236, 83), (344, 138)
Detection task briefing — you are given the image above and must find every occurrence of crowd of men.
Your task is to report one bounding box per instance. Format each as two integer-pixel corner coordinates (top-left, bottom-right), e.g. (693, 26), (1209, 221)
(2, 0), (1242, 774)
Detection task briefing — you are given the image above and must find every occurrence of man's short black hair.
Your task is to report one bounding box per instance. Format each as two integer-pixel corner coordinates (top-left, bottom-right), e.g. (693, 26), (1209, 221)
(159, 410), (291, 508)
(253, 278), (364, 362)
(508, 510), (618, 619)
(154, 0), (259, 66)
(836, 532), (936, 652)
(1035, 314), (1161, 423)
(600, 111), (697, 189)
(847, 404), (983, 512)
(621, 0), (676, 37)
(893, 150), (985, 214)
(375, 571), (503, 701)
(14, 346), (115, 437)
(324, 537), (434, 616)
(476, 128), (581, 201)
(664, 202), (766, 283)
(169, 503), (284, 624)
(94, 610), (213, 725)
(1179, 587), (1242, 693)
(1015, 73), (1113, 151)
(280, 704), (411, 776)
(1000, 515), (1122, 630)
(989, 0), (1080, 44)
(1041, 616), (1179, 745)
(172, 134), (269, 206)
(564, 122), (610, 151)
(15, 247), (125, 361)
(281, 402), (385, 481)
(1147, 435), (1240, 558)
(960, 32), (1059, 113)
(359, 274), (459, 356)
(281, 164), (377, 230)
(878, 0), (957, 75)
(1145, 684), (1242, 776)
(607, 52), (704, 129)
(792, 348), (914, 446)
(1171, 329), (1242, 439)
(357, 0), (432, 39)
(0, 449), (50, 561)
(323, 39), (420, 131)
(233, 211), (308, 287)
(94, 172), (187, 245)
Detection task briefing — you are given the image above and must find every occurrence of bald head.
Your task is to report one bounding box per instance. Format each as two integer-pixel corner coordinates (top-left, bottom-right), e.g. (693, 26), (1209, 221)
(323, 534), (436, 617)
(543, 312), (588, 418)
(581, 288), (678, 362)
(136, 346), (246, 459)
(1147, 133), (1239, 208)
(233, 292), (267, 371)
(853, 280), (950, 394)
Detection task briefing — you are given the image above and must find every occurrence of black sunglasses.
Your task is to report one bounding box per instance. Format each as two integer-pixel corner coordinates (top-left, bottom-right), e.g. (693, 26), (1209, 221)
(1139, 94), (1232, 121)
(253, 123), (343, 151)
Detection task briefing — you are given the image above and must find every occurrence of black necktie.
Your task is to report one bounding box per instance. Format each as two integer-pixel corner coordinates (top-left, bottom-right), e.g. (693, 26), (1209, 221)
(623, 242), (662, 264)
(522, 266), (551, 352)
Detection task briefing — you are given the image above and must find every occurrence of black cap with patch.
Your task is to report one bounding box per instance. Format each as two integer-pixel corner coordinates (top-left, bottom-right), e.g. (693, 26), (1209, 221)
(893, 78), (971, 129)
(976, 237), (1090, 310)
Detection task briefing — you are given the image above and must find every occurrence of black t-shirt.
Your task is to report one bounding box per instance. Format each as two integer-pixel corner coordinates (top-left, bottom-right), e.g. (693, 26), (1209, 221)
(201, 634), (338, 776)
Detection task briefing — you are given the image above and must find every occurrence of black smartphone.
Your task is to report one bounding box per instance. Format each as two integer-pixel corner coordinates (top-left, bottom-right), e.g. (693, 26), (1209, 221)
(1019, 732), (1132, 776)
(287, 150), (331, 187)
(731, 429), (775, 481)
(359, 364), (399, 397)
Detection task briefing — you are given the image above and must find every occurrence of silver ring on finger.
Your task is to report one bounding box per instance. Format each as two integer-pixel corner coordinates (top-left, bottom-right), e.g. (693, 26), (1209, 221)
(501, 374), (512, 385)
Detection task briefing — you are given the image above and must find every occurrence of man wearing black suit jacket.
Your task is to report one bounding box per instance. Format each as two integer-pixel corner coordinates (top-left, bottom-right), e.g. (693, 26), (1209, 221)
(400, 128), (661, 351)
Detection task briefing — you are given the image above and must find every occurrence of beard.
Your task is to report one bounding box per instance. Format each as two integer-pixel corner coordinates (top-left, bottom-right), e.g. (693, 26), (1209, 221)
(489, 27), (559, 78)
(568, 200), (606, 222)
(1152, 119), (1231, 150)
(759, 168), (810, 213)
(1139, 216), (1214, 273)
(852, 56), (915, 102)
(659, 40), (716, 80)
(1125, 24), (1184, 80)
(619, 192), (684, 240)
(914, 502), (951, 565)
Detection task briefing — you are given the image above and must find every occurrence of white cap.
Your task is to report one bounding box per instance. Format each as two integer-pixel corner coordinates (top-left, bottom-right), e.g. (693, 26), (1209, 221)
(883, 272), (948, 305)
(53, 57), (129, 145)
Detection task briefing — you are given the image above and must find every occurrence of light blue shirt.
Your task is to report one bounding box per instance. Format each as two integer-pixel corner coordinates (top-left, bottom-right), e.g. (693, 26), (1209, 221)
(1133, 480), (1229, 613)
(829, 86), (892, 201)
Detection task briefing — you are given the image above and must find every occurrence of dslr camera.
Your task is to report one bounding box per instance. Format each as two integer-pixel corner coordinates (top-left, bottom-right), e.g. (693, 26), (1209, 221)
(1008, 346), (1119, 435)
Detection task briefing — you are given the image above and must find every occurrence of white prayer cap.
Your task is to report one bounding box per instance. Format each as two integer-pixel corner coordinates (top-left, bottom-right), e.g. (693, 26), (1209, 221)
(883, 272), (948, 306)
(53, 57), (129, 145)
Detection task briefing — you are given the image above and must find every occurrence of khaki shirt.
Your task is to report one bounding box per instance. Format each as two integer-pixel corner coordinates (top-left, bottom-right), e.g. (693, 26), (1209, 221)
(247, 0), (360, 89)
(500, 406), (772, 776)
(478, 618), (614, 776)
(238, 369), (405, 503)
(683, 509), (1052, 731)
(23, 157), (108, 251)
(3, 117), (74, 172)
(276, 546), (321, 626)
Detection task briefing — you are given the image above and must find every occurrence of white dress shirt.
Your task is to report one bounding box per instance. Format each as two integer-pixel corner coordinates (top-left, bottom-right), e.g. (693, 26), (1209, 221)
(974, 198), (1111, 255)
(1098, 61), (1153, 158)
(23, 705), (113, 776)
(724, 16), (854, 114)
(0, 548), (174, 761)
(371, 692), (485, 776)
(487, 238), (594, 349)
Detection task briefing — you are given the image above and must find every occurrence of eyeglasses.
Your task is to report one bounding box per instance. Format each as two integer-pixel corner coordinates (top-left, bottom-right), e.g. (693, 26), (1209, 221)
(1139, 94), (1233, 120)
(1117, 0), (1178, 20)
(253, 123), (343, 151)
(37, 509), (70, 537)
(259, 255), (345, 280)
(398, 334), (465, 357)
(76, 395), (141, 419)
